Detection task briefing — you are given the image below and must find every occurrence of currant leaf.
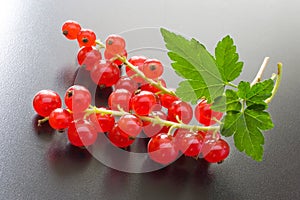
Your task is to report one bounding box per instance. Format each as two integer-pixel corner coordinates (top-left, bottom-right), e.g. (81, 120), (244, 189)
(246, 79), (274, 107)
(221, 109), (274, 161)
(237, 81), (251, 99)
(161, 28), (225, 103)
(211, 89), (241, 112)
(215, 35), (244, 82)
(237, 79), (274, 108)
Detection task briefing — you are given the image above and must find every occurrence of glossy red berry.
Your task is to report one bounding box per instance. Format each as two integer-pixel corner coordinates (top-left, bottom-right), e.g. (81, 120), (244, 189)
(140, 78), (166, 93)
(33, 90), (62, 117)
(117, 114), (142, 137)
(62, 20), (81, 40)
(64, 85), (91, 113)
(142, 59), (164, 79)
(90, 62), (120, 87)
(67, 121), (98, 147)
(203, 139), (230, 163)
(49, 108), (72, 130)
(87, 112), (115, 133)
(70, 111), (86, 122)
(105, 34), (126, 54)
(104, 49), (127, 66)
(126, 56), (147, 84)
(198, 131), (221, 144)
(108, 125), (135, 148)
(143, 110), (167, 137)
(195, 99), (223, 126)
(148, 133), (178, 165)
(77, 46), (102, 70)
(174, 129), (203, 157)
(131, 91), (157, 116)
(108, 89), (132, 112)
(115, 76), (138, 94)
(77, 29), (96, 47)
(167, 100), (193, 124)
(158, 93), (179, 109)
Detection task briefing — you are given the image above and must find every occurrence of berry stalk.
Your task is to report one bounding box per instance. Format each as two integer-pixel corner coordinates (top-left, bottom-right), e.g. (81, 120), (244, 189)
(117, 55), (177, 96)
(95, 39), (106, 49)
(88, 106), (220, 132)
(38, 117), (49, 126)
(265, 62), (282, 104)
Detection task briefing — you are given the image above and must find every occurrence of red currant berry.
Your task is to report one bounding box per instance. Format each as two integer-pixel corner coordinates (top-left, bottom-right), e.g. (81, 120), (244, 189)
(198, 131), (221, 144)
(117, 114), (143, 137)
(108, 89), (132, 112)
(203, 139), (230, 163)
(77, 29), (96, 47)
(104, 49), (127, 66)
(108, 125), (135, 148)
(90, 61), (120, 87)
(174, 129), (203, 157)
(143, 110), (167, 137)
(64, 85), (91, 113)
(33, 90), (62, 117)
(87, 111), (115, 133)
(140, 78), (166, 93)
(148, 133), (178, 165)
(105, 34), (126, 54)
(77, 46), (102, 71)
(142, 59), (164, 79)
(131, 91), (157, 116)
(67, 121), (98, 147)
(158, 92), (179, 109)
(49, 108), (72, 130)
(62, 20), (81, 40)
(126, 56), (147, 84)
(71, 111), (86, 122)
(167, 100), (193, 124)
(195, 99), (223, 126)
(115, 76), (138, 94)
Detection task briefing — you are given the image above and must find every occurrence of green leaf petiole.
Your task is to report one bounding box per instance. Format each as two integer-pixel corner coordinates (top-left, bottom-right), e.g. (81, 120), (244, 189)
(265, 63), (283, 104)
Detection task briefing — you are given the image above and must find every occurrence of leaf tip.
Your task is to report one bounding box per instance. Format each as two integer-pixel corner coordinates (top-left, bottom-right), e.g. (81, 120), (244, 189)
(160, 27), (169, 36)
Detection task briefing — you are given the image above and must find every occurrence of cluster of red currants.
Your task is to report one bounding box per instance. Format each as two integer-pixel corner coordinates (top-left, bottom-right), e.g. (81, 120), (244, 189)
(32, 20), (230, 166)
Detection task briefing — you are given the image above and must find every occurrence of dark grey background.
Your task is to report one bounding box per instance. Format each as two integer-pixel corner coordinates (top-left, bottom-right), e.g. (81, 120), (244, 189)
(0, 0), (299, 199)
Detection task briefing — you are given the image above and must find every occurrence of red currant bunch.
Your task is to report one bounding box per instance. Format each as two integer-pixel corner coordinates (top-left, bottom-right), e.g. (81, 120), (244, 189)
(32, 20), (231, 168)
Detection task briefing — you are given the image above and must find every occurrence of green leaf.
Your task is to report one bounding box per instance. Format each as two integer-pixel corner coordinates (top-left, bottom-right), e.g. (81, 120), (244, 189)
(161, 28), (225, 103)
(247, 104), (267, 111)
(237, 79), (274, 108)
(221, 109), (274, 161)
(246, 79), (274, 107)
(215, 35), (244, 82)
(211, 89), (241, 112)
(237, 81), (251, 99)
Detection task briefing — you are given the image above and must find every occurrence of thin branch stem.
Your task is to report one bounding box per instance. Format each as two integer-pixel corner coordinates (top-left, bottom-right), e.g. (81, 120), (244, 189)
(251, 57), (270, 86)
(227, 82), (238, 88)
(95, 40), (106, 49)
(117, 56), (177, 96)
(38, 117), (49, 126)
(88, 106), (219, 132)
(265, 63), (283, 104)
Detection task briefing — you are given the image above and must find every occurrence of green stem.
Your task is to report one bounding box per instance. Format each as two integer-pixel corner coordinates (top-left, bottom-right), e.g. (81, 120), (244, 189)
(95, 40), (106, 49)
(118, 55), (177, 96)
(38, 117), (49, 126)
(87, 106), (219, 132)
(265, 63), (282, 104)
(241, 99), (246, 112)
(227, 82), (238, 88)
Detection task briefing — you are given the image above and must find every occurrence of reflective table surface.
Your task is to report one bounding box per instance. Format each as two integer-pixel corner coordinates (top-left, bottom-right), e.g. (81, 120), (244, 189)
(0, 0), (299, 199)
